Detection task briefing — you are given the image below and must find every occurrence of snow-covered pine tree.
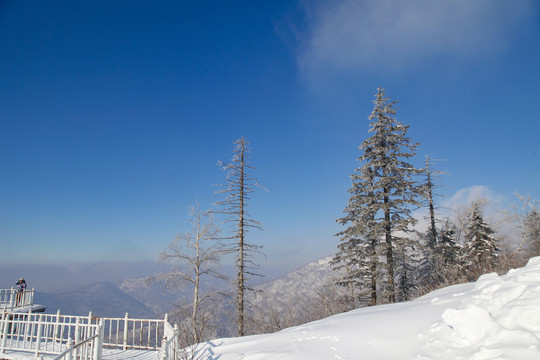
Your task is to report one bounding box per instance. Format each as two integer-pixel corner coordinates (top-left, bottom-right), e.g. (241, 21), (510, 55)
(522, 207), (540, 257)
(215, 137), (263, 337)
(334, 166), (381, 306)
(395, 240), (423, 302)
(335, 88), (423, 304)
(437, 221), (462, 267)
(432, 220), (464, 285)
(462, 202), (499, 279)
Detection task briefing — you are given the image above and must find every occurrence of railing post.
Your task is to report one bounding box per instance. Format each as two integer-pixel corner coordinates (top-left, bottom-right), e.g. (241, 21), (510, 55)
(25, 310), (32, 349)
(99, 319), (104, 360)
(9, 288), (15, 310)
(54, 309), (61, 340)
(66, 338), (74, 360)
(123, 313), (129, 350)
(27, 288), (34, 307)
(1, 310), (8, 354)
(35, 314), (44, 357)
(173, 324), (179, 360)
(75, 318), (81, 343)
(74, 317), (81, 360)
(159, 336), (168, 360)
(93, 320), (103, 360)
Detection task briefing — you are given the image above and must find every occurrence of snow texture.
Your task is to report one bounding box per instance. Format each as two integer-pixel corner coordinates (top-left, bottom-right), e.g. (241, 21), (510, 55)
(193, 257), (540, 360)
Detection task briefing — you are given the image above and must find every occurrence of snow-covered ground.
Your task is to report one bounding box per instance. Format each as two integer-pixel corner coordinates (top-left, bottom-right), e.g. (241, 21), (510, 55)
(194, 257), (540, 360)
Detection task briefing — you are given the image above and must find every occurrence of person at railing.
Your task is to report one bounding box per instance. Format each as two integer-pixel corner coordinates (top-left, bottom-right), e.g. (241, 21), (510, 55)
(15, 277), (26, 306)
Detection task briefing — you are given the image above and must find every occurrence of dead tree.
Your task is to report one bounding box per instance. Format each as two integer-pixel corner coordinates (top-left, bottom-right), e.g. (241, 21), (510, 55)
(216, 137), (263, 336)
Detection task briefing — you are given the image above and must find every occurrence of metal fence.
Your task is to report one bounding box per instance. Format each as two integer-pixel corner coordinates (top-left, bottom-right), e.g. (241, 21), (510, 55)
(91, 313), (166, 350)
(0, 311), (100, 358)
(0, 288), (35, 311)
(53, 333), (102, 360)
(0, 310), (177, 360)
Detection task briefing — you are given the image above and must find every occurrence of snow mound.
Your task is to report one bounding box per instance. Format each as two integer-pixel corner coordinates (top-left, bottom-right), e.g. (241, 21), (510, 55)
(194, 257), (540, 360)
(419, 256), (540, 360)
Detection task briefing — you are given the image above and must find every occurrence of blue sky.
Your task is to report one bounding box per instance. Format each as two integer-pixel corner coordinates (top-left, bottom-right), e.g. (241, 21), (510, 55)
(1, 0), (539, 280)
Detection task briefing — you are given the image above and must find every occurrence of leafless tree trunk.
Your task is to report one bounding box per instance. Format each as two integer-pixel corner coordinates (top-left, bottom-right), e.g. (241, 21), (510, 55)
(425, 156), (438, 248)
(216, 137), (263, 337)
(152, 201), (224, 345)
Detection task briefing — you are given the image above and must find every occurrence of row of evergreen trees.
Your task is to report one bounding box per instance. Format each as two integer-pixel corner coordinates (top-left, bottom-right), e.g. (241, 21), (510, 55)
(333, 88), (539, 306)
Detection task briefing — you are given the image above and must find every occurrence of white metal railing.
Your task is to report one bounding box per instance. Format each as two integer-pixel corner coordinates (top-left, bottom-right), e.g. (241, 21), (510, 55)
(94, 312), (166, 350)
(0, 288), (35, 311)
(159, 321), (179, 360)
(54, 330), (103, 360)
(1, 310), (176, 360)
(0, 310), (100, 358)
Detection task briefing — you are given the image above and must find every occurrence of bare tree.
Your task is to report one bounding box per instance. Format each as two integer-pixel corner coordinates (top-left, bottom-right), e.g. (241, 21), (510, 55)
(422, 155), (447, 248)
(416, 156), (448, 291)
(153, 202), (225, 345)
(246, 279), (357, 335)
(216, 137), (263, 336)
(510, 194), (540, 259)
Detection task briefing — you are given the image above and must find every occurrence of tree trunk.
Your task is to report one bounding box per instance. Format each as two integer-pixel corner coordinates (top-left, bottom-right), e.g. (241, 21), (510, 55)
(370, 237), (377, 306)
(426, 156), (437, 248)
(384, 193), (395, 303)
(238, 139), (245, 337)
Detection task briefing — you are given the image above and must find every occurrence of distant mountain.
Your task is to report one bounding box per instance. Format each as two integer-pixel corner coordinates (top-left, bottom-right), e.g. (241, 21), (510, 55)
(254, 256), (338, 301)
(35, 282), (156, 318)
(32, 256), (342, 328)
(119, 277), (191, 315)
(244, 256), (352, 333)
(119, 257), (339, 315)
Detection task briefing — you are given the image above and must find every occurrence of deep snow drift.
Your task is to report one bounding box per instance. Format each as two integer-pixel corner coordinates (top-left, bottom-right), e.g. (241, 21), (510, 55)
(194, 257), (540, 360)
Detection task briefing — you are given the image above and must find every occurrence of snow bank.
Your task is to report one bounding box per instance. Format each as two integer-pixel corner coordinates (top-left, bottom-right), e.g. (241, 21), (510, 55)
(419, 257), (540, 360)
(195, 257), (540, 360)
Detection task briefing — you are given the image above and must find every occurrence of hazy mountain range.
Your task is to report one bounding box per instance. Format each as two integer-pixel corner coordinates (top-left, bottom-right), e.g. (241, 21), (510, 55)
(33, 256), (337, 320)
(35, 282), (155, 318)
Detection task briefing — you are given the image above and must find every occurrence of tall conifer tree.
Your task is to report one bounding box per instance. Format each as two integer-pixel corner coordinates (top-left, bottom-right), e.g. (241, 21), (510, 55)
(335, 88), (423, 304)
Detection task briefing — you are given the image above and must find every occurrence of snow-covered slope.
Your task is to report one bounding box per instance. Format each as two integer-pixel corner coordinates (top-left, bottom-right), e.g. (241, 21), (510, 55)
(252, 256), (338, 304)
(121, 256), (339, 318)
(119, 277), (189, 315)
(193, 257), (540, 360)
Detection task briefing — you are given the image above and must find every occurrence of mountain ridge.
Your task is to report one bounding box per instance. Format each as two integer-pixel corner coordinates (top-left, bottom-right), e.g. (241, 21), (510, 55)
(35, 281), (157, 318)
(33, 256), (340, 323)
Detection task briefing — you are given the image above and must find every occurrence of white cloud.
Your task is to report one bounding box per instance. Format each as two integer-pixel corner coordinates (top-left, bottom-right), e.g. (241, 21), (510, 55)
(442, 185), (505, 214)
(413, 185), (506, 230)
(296, 0), (536, 77)
(412, 185), (522, 247)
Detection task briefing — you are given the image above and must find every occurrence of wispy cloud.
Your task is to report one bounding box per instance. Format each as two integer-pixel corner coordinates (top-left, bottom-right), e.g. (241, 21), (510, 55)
(295, 0), (536, 78)
(413, 185), (508, 234)
(442, 185), (505, 214)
